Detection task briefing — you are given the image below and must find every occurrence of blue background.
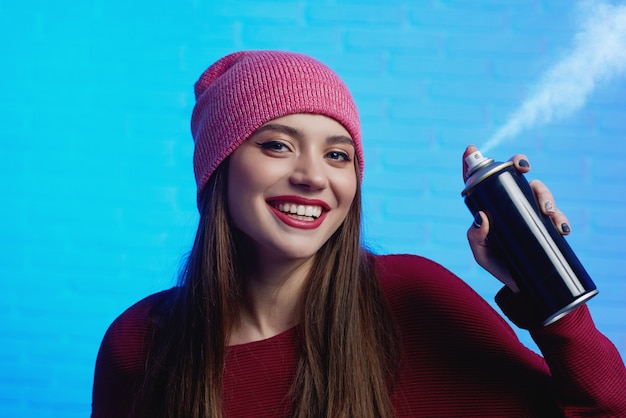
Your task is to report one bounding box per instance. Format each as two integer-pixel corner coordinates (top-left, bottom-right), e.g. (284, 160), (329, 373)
(1, 1), (625, 416)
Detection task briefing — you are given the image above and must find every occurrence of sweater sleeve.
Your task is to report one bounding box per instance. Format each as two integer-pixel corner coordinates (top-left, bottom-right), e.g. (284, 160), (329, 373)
(496, 286), (626, 416)
(377, 254), (626, 417)
(91, 290), (170, 418)
(531, 306), (626, 416)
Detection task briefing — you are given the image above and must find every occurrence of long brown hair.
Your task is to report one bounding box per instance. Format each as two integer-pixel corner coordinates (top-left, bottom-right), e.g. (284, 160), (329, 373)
(133, 159), (401, 417)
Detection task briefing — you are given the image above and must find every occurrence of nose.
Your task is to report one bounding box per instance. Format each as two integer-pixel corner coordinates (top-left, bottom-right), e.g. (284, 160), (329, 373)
(289, 153), (328, 190)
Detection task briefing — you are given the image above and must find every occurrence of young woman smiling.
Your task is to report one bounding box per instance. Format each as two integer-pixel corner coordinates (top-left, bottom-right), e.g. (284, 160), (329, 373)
(91, 50), (626, 418)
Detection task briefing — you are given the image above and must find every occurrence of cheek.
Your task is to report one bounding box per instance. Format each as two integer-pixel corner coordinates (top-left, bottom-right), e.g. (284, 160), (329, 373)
(337, 174), (358, 206)
(226, 155), (280, 225)
(228, 167), (273, 203)
(227, 152), (259, 198)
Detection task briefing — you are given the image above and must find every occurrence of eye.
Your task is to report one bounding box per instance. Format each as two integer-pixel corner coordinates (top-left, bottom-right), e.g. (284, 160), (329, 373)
(256, 140), (291, 153)
(326, 150), (352, 162)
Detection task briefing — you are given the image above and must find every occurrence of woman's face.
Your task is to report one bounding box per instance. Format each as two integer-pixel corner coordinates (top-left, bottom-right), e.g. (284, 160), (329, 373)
(227, 113), (358, 262)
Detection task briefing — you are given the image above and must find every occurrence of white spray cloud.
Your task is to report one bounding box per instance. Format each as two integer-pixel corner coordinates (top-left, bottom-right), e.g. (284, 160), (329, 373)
(481, 0), (626, 154)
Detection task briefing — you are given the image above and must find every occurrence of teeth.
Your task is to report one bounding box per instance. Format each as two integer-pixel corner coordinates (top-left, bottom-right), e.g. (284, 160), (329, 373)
(276, 202), (323, 219)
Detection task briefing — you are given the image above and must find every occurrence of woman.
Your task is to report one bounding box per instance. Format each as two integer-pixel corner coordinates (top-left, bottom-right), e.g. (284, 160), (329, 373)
(91, 50), (626, 417)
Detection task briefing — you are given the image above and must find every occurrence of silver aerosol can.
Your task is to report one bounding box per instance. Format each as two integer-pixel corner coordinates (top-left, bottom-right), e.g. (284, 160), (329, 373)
(461, 150), (598, 326)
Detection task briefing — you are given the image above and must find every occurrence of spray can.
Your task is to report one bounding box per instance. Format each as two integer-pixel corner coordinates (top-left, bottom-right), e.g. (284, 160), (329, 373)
(461, 150), (598, 326)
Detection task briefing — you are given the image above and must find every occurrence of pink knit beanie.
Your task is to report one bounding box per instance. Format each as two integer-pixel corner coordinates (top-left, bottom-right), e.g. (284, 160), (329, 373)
(191, 50), (363, 205)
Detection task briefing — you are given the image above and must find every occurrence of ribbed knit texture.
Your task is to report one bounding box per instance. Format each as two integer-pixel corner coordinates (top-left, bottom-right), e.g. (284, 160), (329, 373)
(190, 50), (363, 206)
(92, 254), (626, 417)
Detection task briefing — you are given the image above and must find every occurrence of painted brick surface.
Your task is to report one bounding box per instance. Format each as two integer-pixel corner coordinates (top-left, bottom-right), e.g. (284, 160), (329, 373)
(1, 0), (625, 416)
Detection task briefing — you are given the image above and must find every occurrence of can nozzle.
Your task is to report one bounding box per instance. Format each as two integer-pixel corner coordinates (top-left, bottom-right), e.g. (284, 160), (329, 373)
(465, 150), (491, 178)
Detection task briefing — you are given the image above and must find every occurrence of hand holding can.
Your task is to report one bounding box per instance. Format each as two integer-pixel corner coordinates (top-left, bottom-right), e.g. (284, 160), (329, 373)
(462, 149), (598, 326)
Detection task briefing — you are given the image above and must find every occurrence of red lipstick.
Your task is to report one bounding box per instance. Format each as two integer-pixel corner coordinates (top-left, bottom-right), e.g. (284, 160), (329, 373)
(266, 195), (330, 230)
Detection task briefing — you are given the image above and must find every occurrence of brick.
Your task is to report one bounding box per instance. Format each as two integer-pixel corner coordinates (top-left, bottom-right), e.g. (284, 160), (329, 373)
(444, 31), (548, 58)
(192, 0), (304, 22)
(390, 53), (492, 79)
(350, 74), (427, 98)
(390, 98), (488, 124)
(240, 24), (342, 50)
(346, 25), (442, 51)
(307, 3), (403, 27)
(408, 4), (510, 33)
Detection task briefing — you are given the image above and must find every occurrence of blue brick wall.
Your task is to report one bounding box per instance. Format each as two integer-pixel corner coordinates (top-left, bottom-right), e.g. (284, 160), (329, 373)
(1, 0), (625, 416)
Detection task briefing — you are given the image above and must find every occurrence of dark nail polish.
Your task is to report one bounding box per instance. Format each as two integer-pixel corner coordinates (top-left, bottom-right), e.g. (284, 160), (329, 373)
(473, 212), (482, 228)
(561, 223), (571, 233)
(518, 159), (530, 168)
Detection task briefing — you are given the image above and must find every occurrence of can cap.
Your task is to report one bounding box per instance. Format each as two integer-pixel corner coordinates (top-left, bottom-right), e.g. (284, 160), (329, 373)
(465, 150), (491, 177)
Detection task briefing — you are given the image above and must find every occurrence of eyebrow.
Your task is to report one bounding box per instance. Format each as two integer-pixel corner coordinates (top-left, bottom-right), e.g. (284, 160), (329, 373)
(253, 123), (355, 147)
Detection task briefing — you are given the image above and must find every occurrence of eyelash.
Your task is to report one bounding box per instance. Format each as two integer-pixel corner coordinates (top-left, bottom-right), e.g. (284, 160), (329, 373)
(255, 140), (352, 162)
(327, 151), (352, 162)
(256, 140), (290, 152)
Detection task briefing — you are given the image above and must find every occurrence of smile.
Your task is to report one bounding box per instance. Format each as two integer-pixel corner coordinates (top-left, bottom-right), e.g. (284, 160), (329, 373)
(273, 202), (323, 220)
(266, 196), (330, 230)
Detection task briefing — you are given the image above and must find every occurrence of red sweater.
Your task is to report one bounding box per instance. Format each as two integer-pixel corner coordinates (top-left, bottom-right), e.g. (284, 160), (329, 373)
(92, 254), (626, 417)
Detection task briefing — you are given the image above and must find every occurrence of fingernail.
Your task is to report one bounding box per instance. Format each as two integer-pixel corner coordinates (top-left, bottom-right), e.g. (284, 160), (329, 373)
(473, 213), (482, 228)
(518, 159), (530, 168)
(561, 223), (571, 234)
(544, 201), (555, 214)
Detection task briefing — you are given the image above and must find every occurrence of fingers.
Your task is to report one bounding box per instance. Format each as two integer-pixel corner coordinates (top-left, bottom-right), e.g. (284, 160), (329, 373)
(466, 211), (519, 292)
(510, 154), (531, 174)
(468, 211), (488, 242)
(467, 212), (490, 272)
(529, 179), (571, 235)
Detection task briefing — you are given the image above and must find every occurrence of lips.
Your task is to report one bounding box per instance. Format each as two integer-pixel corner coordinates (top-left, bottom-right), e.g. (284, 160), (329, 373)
(266, 196), (330, 229)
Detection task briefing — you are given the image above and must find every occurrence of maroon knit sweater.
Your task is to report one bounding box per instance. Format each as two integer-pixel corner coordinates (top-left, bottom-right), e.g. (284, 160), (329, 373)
(92, 254), (626, 417)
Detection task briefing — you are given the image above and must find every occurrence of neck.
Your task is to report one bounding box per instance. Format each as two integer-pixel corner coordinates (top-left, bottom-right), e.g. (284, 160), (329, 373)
(228, 254), (313, 346)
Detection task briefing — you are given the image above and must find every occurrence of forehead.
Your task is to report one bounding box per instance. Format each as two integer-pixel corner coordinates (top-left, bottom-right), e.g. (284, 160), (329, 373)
(255, 113), (353, 141)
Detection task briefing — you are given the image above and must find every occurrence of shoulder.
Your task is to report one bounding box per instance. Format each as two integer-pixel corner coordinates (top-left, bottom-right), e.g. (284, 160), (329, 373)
(372, 253), (468, 296)
(92, 289), (180, 416)
(371, 253), (472, 313)
(373, 253), (450, 276)
(371, 253), (517, 337)
(95, 288), (179, 375)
